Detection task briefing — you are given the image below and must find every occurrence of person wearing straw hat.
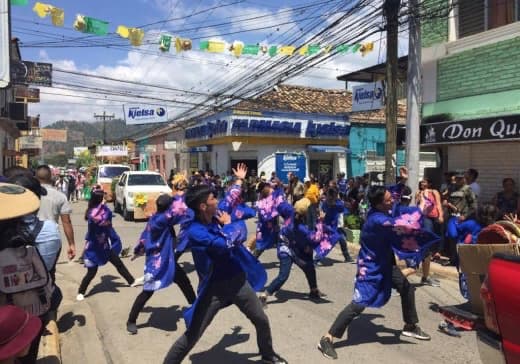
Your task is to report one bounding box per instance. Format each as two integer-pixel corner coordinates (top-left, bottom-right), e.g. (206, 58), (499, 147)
(0, 305), (42, 364)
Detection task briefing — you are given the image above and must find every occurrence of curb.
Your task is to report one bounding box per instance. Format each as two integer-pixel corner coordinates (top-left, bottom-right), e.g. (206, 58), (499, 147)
(37, 319), (61, 364)
(346, 242), (459, 281)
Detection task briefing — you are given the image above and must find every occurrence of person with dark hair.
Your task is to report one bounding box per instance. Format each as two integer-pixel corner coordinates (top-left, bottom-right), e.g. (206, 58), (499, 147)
(317, 185), (435, 360)
(35, 165), (76, 262)
(492, 177), (520, 218)
(76, 185), (134, 301)
(320, 188), (352, 262)
(163, 164), (287, 364)
(259, 197), (334, 306)
(126, 193), (195, 335)
(465, 168), (481, 199)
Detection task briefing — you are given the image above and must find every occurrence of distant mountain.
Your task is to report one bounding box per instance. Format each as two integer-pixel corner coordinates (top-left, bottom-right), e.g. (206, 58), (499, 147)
(42, 119), (160, 157)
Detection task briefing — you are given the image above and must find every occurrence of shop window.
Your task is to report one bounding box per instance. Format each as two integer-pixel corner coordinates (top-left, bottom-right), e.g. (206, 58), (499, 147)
(458, 0), (519, 38)
(376, 142), (386, 157)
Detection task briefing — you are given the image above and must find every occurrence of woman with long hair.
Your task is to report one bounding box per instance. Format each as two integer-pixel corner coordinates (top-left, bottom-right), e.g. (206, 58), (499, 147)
(77, 185), (134, 301)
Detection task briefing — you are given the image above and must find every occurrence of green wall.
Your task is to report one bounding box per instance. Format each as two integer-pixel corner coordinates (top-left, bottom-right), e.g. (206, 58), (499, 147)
(421, 0), (449, 48)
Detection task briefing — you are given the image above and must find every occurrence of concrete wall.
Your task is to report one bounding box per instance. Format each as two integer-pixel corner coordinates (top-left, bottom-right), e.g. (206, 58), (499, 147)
(421, 0), (449, 48)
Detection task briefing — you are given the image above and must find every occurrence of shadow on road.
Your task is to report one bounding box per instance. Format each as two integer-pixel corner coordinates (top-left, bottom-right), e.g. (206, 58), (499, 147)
(333, 314), (416, 348)
(188, 326), (258, 364)
(57, 311), (86, 333)
(139, 304), (184, 332)
(315, 256), (344, 267)
(86, 274), (128, 297)
(267, 290), (332, 305)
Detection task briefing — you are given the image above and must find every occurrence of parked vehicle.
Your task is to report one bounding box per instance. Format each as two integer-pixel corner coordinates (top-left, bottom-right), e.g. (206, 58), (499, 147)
(96, 164), (131, 185)
(114, 171), (171, 221)
(478, 253), (520, 364)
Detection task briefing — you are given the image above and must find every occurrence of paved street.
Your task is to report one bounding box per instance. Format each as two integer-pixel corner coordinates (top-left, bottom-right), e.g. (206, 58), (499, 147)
(55, 201), (481, 364)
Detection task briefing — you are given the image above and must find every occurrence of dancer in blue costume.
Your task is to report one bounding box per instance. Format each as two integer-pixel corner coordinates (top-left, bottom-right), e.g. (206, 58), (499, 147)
(318, 186), (439, 360)
(163, 165), (287, 364)
(253, 179), (287, 258)
(319, 188), (353, 262)
(259, 197), (339, 306)
(77, 186), (134, 301)
(126, 193), (196, 335)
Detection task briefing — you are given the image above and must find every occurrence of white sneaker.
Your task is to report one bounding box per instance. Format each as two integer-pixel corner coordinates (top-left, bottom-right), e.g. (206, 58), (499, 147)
(131, 276), (145, 287)
(76, 294), (85, 301)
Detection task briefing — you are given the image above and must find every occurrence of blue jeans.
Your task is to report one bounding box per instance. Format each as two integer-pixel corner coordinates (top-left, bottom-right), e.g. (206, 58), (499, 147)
(265, 255), (317, 294)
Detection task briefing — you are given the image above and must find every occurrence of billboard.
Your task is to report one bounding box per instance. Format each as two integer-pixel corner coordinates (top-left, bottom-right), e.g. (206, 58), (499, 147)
(10, 61), (52, 87)
(275, 153), (306, 184)
(42, 128), (67, 142)
(124, 104), (168, 125)
(352, 81), (385, 112)
(73, 147), (88, 156)
(19, 135), (43, 149)
(96, 145), (128, 157)
(0, 0), (9, 88)
(15, 86), (40, 102)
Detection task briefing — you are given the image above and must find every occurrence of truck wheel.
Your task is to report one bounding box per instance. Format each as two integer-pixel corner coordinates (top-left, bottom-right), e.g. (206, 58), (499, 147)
(123, 200), (133, 221)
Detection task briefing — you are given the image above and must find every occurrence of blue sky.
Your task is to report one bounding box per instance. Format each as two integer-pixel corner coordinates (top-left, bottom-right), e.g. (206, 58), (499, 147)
(9, 0), (408, 125)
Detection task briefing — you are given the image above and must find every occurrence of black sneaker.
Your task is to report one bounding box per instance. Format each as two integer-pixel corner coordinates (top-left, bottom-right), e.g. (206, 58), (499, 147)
(402, 324), (431, 340)
(261, 353), (287, 364)
(126, 322), (138, 335)
(317, 336), (337, 360)
(309, 290), (326, 301)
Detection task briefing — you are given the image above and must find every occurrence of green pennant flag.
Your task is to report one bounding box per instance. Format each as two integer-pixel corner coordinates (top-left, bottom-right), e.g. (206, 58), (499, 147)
(199, 41), (209, 51)
(336, 44), (350, 53)
(85, 16), (109, 35)
(242, 44), (260, 55)
(268, 46), (278, 57)
(10, 0), (28, 5)
(308, 45), (321, 55)
(351, 44), (362, 53)
(159, 35), (172, 52)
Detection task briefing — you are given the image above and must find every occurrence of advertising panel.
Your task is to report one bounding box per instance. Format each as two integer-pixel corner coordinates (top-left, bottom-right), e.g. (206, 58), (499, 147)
(352, 81), (385, 112)
(42, 128), (67, 142)
(124, 104), (168, 125)
(96, 145), (128, 157)
(275, 153), (306, 184)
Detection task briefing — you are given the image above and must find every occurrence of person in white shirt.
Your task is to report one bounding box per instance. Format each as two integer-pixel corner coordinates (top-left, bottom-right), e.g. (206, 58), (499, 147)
(465, 168), (481, 199)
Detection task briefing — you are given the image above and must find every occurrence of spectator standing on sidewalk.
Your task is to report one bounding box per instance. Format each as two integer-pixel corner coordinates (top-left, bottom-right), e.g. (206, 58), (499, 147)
(492, 177), (520, 219)
(465, 168), (481, 200)
(35, 165), (76, 262)
(304, 177), (320, 230)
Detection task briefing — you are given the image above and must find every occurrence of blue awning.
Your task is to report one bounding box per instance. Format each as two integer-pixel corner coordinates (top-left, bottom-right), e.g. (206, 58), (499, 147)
(308, 145), (351, 154)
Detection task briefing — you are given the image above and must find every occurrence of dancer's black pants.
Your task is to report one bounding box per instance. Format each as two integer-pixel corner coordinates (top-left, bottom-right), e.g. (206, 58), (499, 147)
(163, 273), (275, 364)
(127, 261), (196, 323)
(328, 266), (419, 338)
(78, 251), (134, 294)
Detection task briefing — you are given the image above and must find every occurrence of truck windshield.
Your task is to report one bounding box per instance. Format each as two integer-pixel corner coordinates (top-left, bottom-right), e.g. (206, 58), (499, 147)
(128, 174), (166, 186)
(99, 166), (130, 178)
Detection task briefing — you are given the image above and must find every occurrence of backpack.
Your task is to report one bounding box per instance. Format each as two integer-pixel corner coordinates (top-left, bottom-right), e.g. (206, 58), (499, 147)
(0, 221), (53, 317)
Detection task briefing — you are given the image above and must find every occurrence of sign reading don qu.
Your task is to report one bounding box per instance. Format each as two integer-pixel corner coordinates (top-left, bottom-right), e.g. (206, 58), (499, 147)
(421, 115), (520, 145)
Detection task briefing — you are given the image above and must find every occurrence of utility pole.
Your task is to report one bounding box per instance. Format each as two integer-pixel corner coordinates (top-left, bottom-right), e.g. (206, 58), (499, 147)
(406, 0), (422, 194)
(94, 111), (115, 145)
(383, 0), (401, 185)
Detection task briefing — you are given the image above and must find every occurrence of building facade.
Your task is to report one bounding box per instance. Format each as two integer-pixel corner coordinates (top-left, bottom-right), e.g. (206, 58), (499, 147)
(421, 0), (520, 201)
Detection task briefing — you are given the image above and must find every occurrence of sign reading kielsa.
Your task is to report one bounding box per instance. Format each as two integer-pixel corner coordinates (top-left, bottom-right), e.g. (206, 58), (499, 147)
(421, 114), (520, 145)
(124, 104), (168, 125)
(352, 81), (385, 112)
(275, 153), (306, 184)
(96, 145), (128, 157)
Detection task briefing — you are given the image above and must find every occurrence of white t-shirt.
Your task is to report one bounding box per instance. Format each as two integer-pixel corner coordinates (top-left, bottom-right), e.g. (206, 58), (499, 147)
(38, 184), (73, 223)
(469, 182), (481, 199)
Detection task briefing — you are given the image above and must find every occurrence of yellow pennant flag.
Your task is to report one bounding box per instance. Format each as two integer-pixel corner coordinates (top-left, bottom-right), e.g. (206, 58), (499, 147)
(50, 7), (64, 26)
(230, 41), (244, 57)
(360, 42), (375, 57)
(73, 14), (86, 32)
(207, 40), (225, 53)
(128, 28), (145, 46)
(299, 45), (309, 56)
(279, 46), (296, 56)
(32, 2), (51, 18)
(175, 38), (192, 53)
(116, 25), (130, 38)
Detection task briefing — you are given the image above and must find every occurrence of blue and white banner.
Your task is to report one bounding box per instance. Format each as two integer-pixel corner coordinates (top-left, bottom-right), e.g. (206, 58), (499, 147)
(124, 104), (168, 125)
(352, 81), (384, 112)
(275, 153), (306, 184)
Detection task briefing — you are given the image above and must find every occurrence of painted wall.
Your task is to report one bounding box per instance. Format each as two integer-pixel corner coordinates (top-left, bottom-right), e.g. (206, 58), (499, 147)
(437, 37), (520, 102)
(421, 0), (449, 48)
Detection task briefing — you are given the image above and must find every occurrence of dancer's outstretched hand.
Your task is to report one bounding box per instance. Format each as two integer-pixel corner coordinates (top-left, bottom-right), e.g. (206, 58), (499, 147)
(232, 163), (248, 180)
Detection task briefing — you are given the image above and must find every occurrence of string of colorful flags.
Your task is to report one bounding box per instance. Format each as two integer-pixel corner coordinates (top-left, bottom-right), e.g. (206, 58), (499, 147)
(11, 0), (376, 58)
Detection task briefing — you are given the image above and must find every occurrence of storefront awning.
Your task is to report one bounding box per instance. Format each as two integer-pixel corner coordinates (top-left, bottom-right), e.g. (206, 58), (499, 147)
(308, 145), (351, 153)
